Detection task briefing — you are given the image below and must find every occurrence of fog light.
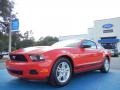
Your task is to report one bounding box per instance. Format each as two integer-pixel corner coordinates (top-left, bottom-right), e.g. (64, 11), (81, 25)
(29, 70), (38, 75)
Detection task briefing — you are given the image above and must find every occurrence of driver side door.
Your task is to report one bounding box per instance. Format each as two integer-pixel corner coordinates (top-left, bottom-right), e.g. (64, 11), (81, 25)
(75, 40), (100, 71)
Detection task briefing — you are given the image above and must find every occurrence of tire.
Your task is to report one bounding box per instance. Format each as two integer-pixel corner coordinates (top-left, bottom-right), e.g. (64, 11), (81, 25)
(114, 54), (119, 57)
(49, 57), (72, 86)
(0, 55), (3, 59)
(100, 57), (110, 73)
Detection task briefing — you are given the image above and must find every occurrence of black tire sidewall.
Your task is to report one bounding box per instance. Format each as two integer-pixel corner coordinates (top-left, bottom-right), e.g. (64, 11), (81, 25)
(101, 58), (110, 73)
(50, 58), (72, 86)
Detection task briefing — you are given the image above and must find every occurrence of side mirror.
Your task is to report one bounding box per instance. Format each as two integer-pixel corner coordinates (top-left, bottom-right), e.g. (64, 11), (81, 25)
(80, 45), (91, 48)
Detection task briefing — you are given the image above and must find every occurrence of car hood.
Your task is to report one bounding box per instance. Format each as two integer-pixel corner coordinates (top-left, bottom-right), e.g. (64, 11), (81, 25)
(11, 46), (68, 54)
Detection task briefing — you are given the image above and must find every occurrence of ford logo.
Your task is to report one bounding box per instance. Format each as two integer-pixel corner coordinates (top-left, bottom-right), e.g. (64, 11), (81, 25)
(102, 24), (113, 28)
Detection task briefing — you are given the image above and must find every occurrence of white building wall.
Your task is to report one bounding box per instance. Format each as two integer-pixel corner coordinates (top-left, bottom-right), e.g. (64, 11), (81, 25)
(88, 28), (100, 44)
(94, 17), (120, 38)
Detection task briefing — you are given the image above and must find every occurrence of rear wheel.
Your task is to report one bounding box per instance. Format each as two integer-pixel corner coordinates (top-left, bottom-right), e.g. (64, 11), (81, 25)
(49, 57), (72, 86)
(100, 58), (110, 73)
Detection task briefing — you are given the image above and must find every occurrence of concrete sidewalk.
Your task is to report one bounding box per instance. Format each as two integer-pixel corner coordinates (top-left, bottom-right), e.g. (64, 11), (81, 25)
(0, 55), (9, 62)
(110, 57), (120, 70)
(0, 55), (9, 70)
(0, 63), (5, 70)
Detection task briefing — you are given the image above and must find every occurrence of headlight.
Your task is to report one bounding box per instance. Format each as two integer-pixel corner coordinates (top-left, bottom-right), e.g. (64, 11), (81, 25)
(29, 55), (45, 61)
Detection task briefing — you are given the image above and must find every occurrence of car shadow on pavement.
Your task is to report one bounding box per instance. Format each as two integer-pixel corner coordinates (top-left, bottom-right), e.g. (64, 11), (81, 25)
(0, 69), (120, 90)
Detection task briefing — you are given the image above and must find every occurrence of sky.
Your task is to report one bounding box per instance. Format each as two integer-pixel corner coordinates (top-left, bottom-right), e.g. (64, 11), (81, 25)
(14, 0), (120, 40)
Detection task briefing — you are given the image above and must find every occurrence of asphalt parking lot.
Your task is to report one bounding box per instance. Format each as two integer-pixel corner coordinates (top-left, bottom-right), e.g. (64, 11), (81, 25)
(110, 57), (120, 70)
(0, 57), (120, 90)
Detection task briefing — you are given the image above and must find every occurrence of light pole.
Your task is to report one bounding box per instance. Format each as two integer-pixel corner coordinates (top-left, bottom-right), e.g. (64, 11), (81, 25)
(7, 13), (19, 53)
(8, 14), (14, 53)
(8, 18), (12, 52)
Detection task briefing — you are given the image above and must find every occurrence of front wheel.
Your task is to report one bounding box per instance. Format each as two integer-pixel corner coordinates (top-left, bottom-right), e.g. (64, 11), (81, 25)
(49, 58), (72, 86)
(100, 58), (110, 73)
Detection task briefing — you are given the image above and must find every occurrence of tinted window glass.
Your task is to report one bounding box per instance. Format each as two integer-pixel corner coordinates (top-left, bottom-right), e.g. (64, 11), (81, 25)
(82, 40), (97, 49)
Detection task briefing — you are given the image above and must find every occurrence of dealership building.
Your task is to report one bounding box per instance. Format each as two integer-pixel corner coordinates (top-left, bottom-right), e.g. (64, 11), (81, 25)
(88, 17), (120, 53)
(59, 17), (120, 54)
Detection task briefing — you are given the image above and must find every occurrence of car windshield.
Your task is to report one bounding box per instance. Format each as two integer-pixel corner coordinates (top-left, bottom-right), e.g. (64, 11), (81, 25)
(52, 39), (81, 47)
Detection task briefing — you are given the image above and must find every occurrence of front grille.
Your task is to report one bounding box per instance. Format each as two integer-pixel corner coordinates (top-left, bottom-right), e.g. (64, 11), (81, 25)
(8, 69), (23, 75)
(9, 54), (27, 62)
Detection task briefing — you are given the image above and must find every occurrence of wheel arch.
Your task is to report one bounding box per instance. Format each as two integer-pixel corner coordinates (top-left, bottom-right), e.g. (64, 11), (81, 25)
(53, 55), (74, 74)
(105, 55), (110, 62)
(48, 55), (74, 86)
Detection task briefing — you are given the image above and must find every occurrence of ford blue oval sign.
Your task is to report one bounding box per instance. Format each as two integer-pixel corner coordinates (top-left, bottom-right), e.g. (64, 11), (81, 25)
(102, 24), (113, 28)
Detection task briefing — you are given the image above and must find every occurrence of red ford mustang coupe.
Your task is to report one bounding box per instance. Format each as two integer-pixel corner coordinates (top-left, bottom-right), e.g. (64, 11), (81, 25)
(6, 39), (111, 86)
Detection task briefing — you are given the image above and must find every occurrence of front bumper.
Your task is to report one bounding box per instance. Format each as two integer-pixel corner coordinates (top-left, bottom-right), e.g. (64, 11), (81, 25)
(6, 60), (52, 80)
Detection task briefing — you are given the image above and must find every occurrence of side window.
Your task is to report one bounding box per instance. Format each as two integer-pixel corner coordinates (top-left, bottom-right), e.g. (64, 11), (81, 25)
(82, 40), (97, 49)
(82, 40), (91, 46)
(90, 41), (97, 49)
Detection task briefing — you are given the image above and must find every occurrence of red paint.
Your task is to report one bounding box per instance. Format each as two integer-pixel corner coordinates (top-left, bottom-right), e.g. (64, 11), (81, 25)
(6, 40), (111, 80)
